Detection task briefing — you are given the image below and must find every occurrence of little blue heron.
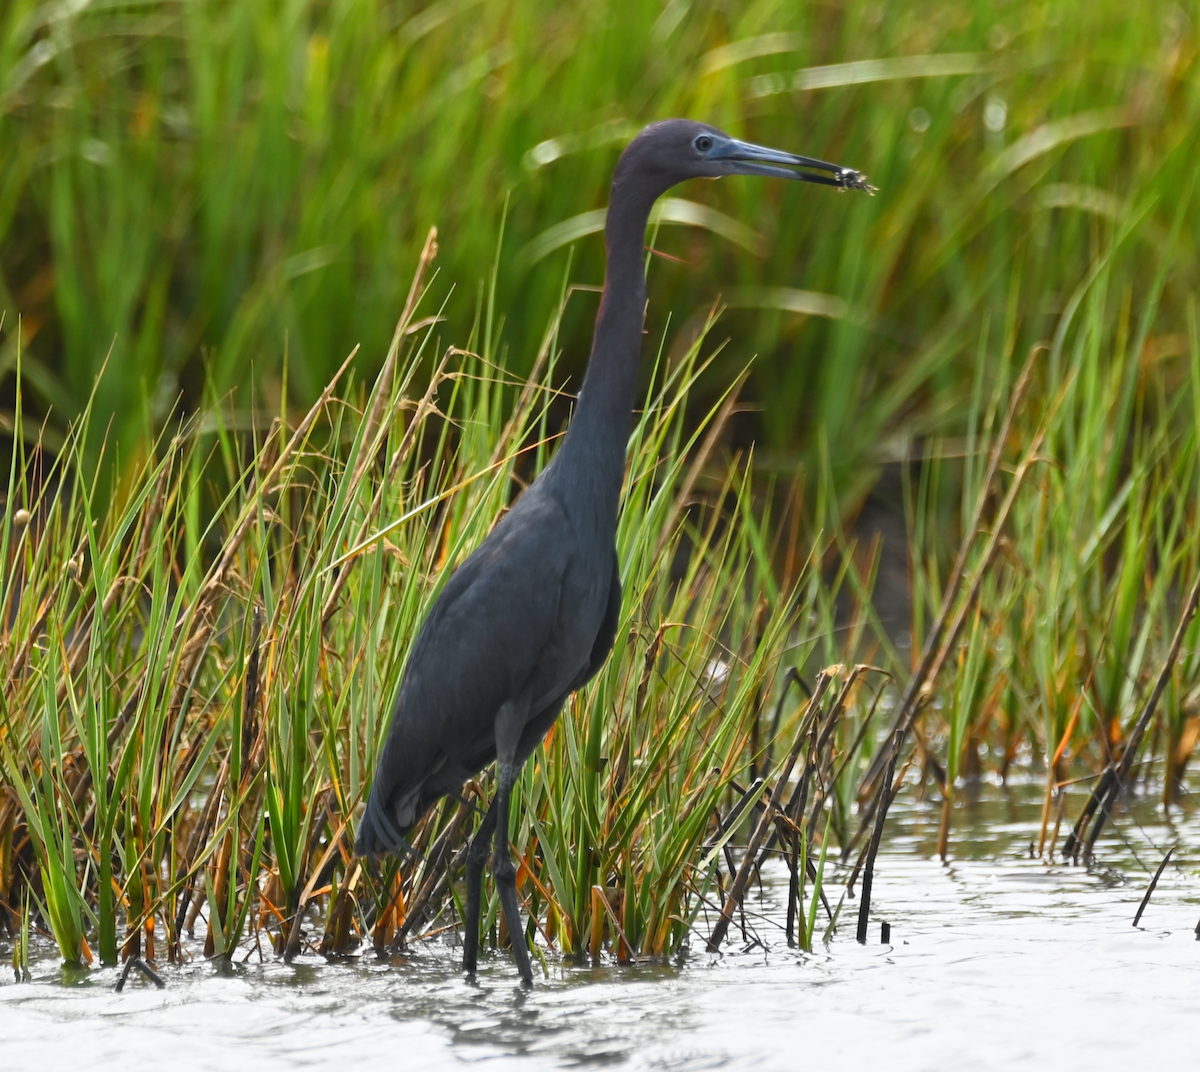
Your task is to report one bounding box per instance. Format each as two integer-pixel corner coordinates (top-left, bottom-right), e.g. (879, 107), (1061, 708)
(356, 119), (871, 985)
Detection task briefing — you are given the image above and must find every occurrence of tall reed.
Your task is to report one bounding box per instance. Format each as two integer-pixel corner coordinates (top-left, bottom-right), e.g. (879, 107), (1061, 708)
(0, 245), (883, 967)
(2, 232), (1199, 969)
(3, 0), (1196, 524)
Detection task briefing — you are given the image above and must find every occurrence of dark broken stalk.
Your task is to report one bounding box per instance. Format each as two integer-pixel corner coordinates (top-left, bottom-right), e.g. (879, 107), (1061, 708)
(730, 843), (749, 943)
(854, 435), (1047, 938)
(1064, 572), (1200, 862)
(240, 606), (265, 772)
(1132, 846), (1175, 927)
(854, 347), (1045, 943)
(396, 798), (474, 946)
(778, 809), (833, 942)
(785, 829), (800, 946)
(114, 956), (165, 992)
(856, 346), (1041, 803)
(784, 714), (820, 948)
(701, 776), (766, 867)
(775, 809), (835, 930)
(772, 666), (879, 941)
(754, 666), (882, 875)
(707, 667), (837, 953)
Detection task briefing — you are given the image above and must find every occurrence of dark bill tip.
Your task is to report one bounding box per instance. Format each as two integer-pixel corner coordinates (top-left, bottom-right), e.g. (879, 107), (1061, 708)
(714, 136), (877, 194)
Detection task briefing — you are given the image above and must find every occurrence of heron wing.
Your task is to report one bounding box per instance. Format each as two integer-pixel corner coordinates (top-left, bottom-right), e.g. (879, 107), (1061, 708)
(360, 489), (571, 843)
(581, 552), (621, 685)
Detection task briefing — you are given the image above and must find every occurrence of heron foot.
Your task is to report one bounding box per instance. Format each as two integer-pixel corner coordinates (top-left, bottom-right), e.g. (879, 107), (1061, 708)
(462, 798), (497, 977)
(493, 853), (533, 988)
(492, 759), (534, 988)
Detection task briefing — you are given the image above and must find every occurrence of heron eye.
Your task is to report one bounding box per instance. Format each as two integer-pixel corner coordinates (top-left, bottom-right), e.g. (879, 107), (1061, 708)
(694, 135), (713, 153)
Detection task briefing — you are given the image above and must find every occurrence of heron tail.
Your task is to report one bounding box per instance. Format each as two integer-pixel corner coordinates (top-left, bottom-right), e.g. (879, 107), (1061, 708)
(356, 788), (425, 862)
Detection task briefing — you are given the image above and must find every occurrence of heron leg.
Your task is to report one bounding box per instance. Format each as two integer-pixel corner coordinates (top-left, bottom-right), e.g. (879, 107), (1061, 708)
(462, 798), (497, 977)
(492, 761), (534, 987)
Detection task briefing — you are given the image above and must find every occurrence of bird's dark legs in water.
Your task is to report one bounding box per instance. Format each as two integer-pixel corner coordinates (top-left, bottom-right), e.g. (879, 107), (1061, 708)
(462, 798), (497, 977)
(491, 761), (533, 987)
(494, 700), (535, 985)
(462, 701), (534, 986)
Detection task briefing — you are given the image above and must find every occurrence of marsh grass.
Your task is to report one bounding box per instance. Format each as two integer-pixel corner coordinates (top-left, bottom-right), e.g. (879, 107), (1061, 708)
(2, 225), (1199, 972)
(2, 0), (1200, 969)
(3, 0), (1198, 522)
(0, 247), (889, 968)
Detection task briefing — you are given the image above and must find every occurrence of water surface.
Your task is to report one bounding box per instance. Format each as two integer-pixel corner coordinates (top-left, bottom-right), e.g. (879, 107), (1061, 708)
(2, 778), (1197, 1070)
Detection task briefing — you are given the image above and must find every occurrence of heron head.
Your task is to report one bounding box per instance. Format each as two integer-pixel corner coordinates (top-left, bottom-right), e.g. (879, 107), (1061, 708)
(617, 119), (875, 199)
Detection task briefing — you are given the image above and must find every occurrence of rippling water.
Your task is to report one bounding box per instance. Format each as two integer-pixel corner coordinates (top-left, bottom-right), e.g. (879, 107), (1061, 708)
(2, 779), (1197, 1070)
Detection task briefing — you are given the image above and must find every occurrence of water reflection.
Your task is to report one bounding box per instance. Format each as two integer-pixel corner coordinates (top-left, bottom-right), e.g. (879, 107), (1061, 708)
(1, 778), (1197, 1071)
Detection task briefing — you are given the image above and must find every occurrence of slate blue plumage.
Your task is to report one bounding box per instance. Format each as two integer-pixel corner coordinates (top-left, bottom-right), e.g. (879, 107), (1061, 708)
(357, 119), (871, 985)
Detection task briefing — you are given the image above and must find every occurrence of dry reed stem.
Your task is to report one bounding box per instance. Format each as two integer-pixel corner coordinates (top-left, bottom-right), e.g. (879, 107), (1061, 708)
(754, 665), (881, 873)
(652, 369), (749, 563)
(202, 342), (361, 607)
(706, 666), (838, 952)
(854, 345), (1052, 942)
(1064, 571), (1200, 860)
(858, 344), (1042, 798)
(1132, 846), (1174, 927)
(350, 227), (439, 490)
(853, 431), (1050, 922)
(320, 349), (452, 626)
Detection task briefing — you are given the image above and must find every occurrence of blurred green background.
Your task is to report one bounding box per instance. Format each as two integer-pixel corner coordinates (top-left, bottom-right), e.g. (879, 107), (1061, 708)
(1, 0), (1196, 509)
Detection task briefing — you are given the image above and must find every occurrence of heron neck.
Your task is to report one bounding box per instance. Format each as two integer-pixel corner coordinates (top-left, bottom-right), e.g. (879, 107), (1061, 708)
(550, 181), (655, 524)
